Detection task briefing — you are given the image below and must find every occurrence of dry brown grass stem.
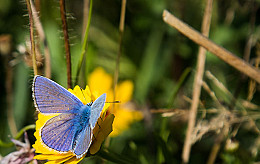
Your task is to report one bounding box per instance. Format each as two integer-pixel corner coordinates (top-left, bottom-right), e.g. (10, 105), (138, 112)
(243, 4), (258, 63)
(150, 108), (188, 118)
(207, 125), (229, 164)
(30, 1), (51, 78)
(205, 71), (233, 97)
(182, 0), (213, 163)
(202, 81), (225, 111)
(241, 100), (259, 110)
(248, 43), (260, 101)
(192, 112), (230, 144)
(182, 95), (205, 108)
(60, 0), (71, 88)
(162, 10), (260, 84)
(206, 71), (260, 134)
(5, 55), (17, 136)
(26, 0), (37, 76)
(202, 80), (227, 164)
(150, 108), (186, 113)
(113, 0), (127, 111)
(1, 35), (17, 136)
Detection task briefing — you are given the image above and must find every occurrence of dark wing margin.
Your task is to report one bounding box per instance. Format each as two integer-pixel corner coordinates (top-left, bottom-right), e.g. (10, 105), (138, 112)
(33, 76), (83, 114)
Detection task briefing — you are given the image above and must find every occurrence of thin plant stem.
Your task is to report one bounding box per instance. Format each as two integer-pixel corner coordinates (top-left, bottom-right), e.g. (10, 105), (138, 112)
(97, 148), (134, 164)
(202, 81), (225, 111)
(15, 124), (36, 140)
(205, 71), (260, 134)
(60, 0), (72, 88)
(207, 126), (228, 164)
(31, 0), (51, 78)
(75, 0), (93, 86)
(82, 0), (89, 40)
(182, 0), (213, 163)
(113, 0), (127, 112)
(0, 124), (35, 147)
(162, 10), (260, 84)
(231, 4), (258, 109)
(5, 43), (17, 137)
(26, 0), (38, 76)
(168, 67), (191, 108)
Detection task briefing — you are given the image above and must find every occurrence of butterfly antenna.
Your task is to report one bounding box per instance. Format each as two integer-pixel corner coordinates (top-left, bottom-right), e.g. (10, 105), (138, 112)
(105, 101), (120, 103)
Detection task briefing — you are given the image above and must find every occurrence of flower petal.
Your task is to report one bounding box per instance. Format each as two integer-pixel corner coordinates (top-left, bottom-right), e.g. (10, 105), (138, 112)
(68, 85), (92, 105)
(110, 108), (142, 137)
(33, 113), (60, 154)
(88, 67), (112, 94)
(116, 80), (134, 103)
(89, 114), (115, 154)
(64, 156), (85, 164)
(34, 153), (73, 160)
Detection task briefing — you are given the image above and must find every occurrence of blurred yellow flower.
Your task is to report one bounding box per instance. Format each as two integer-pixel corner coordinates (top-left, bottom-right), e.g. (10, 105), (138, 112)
(33, 85), (114, 163)
(88, 67), (143, 137)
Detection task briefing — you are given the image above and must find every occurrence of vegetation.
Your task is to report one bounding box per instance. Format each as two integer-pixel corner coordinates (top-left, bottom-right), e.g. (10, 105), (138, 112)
(0, 0), (260, 163)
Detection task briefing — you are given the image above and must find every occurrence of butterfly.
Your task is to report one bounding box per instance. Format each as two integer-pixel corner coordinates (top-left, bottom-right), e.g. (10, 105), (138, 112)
(32, 75), (106, 158)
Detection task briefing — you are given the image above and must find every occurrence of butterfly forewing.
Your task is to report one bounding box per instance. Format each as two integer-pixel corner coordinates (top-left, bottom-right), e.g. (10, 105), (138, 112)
(33, 76), (83, 114)
(89, 94), (106, 129)
(41, 113), (78, 152)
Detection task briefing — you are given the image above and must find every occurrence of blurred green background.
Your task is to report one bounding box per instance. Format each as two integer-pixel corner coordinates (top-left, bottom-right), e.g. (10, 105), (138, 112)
(0, 0), (260, 163)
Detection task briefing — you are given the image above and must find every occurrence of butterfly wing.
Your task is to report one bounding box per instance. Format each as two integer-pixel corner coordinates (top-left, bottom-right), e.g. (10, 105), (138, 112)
(72, 94), (106, 157)
(33, 76), (83, 114)
(89, 93), (106, 129)
(73, 124), (93, 158)
(41, 113), (78, 152)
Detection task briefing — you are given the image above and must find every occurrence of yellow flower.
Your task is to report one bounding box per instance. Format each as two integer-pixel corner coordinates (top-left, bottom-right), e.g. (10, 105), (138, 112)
(33, 85), (114, 163)
(88, 67), (143, 137)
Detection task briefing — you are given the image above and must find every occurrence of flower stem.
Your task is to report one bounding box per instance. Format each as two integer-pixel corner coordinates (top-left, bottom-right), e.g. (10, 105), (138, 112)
(75, 0), (93, 86)
(60, 0), (72, 88)
(181, 0), (213, 162)
(97, 148), (134, 164)
(0, 124), (35, 147)
(167, 67), (191, 108)
(113, 0), (126, 111)
(30, 0), (52, 78)
(162, 10), (260, 84)
(26, 0), (37, 76)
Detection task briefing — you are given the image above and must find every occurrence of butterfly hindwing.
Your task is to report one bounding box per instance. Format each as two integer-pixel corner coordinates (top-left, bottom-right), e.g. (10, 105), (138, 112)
(73, 94), (106, 157)
(33, 76), (83, 114)
(41, 113), (79, 152)
(73, 123), (93, 158)
(89, 94), (106, 129)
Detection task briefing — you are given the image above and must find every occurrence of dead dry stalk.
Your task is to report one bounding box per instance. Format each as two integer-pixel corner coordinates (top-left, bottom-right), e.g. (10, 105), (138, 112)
(26, 0), (37, 76)
(182, 0), (213, 163)
(30, 1), (51, 78)
(162, 10), (260, 84)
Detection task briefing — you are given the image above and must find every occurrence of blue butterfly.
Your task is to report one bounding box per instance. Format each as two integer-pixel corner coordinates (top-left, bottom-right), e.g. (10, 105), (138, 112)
(32, 75), (106, 158)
